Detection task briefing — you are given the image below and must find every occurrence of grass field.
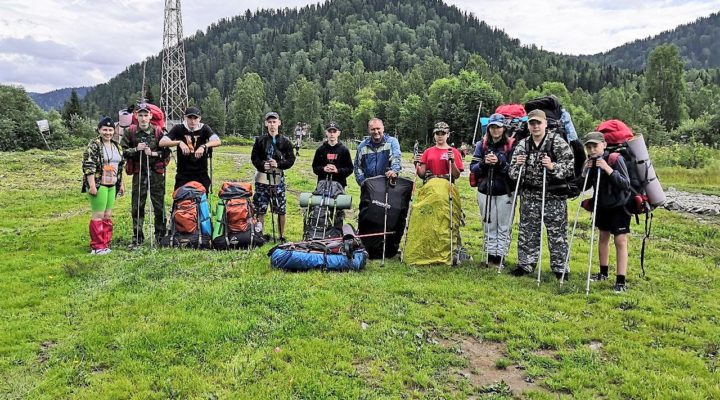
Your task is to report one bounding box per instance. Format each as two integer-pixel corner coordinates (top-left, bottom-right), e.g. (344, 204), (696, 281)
(1, 145), (719, 399)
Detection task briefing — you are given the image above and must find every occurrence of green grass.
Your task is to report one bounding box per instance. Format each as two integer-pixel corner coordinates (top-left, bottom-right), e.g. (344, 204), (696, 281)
(1, 146), (719, 399)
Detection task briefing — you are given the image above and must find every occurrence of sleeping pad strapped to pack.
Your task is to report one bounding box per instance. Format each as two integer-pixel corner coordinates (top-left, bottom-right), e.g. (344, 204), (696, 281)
(269, 224), (368, 272)
(357, 175), (414, 259)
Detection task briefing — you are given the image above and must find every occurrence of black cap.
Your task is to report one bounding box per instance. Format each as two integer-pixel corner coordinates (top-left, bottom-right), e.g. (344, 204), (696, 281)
(184, 107), (201, 117)
(325, 121), (341, 131)
(264, 111), (279, 120)
(97, 116), (114, 129)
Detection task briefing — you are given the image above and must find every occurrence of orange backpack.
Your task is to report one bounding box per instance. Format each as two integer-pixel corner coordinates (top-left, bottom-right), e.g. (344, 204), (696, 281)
(171, 181), (208, 234)
(219, 182), (254, 233)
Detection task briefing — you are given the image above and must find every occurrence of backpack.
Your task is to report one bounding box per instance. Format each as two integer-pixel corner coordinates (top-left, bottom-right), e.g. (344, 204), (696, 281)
(269, 224), (368, 272)
(525, 96), (586, 178)
(212, 182), (265, 250)
(131, 103), (166, 131)
(495, 104), (527, 119)
(302, 179), (348, 240)
(469, 136), (515, 188)
(124, 124), (171, 175)
(162, 181), (212, 249)
(525, 133), (581, 198)
(596, 119), (667, 276)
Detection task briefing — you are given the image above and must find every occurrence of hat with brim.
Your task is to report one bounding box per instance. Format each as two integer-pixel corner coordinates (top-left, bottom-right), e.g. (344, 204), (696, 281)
(583, 131), (606, 145)
(184, 107), (201, 117)
(527, 109), (546, 122)
(264, 111), (279, 120)
(433, 121), (450, 133)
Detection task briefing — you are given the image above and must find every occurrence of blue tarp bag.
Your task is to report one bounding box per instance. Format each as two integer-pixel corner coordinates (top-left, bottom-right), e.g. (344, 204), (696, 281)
(269, 238), (367, 272)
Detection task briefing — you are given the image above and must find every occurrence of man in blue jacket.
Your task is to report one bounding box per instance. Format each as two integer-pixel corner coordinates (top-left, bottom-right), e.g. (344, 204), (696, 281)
(354, 118), (402, 185)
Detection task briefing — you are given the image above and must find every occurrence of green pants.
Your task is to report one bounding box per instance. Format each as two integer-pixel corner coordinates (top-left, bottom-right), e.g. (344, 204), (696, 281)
(88, 185), (116, 212)
(131, 170), (167, 240)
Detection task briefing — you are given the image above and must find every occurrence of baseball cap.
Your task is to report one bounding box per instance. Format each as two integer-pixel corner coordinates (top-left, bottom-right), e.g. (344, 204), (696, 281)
(325, 121), (341, 131)
(184, 107), (201, 117)
(527, 109), (546, 122)
(487, 113), (506, 127)
(264, 111), (279, 120)
(135, 102), (151, 113)
(583, 132), (606, 145)
(433, 121), (450, 133)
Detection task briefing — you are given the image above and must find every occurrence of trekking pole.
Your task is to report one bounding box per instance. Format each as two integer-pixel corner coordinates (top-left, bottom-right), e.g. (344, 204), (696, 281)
(537, 156), (548, 287)
(382, 176), (391, 266)
(146, 152), (154, 249)
(266, 169), (276, 243)
(585, 167), (602, 296)
(560, 161), (593, 286)
(499, 164), (525, 273)
(400, 147), (422, 262)
(471, 101), (483, 146)
(448, 155), (455, 266)
(136, 152), (143, 246)
(484, 164), (494, 266)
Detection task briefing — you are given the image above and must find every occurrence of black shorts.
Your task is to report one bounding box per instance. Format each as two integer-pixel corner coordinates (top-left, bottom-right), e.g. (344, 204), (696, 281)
(594, 206), (631, 235)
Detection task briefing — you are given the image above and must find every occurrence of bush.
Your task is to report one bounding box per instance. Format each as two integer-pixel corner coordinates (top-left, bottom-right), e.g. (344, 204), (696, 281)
(651, 143), (716, 169)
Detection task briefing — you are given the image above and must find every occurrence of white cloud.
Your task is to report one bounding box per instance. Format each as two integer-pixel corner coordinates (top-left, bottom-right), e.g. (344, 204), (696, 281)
(0, 0), (718, 92)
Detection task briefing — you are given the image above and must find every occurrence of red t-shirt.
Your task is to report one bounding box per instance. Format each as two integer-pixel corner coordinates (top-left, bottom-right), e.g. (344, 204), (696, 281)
(420, 146), (464, 176)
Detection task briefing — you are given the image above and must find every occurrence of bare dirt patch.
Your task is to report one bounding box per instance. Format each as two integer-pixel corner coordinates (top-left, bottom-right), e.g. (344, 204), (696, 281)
(37, 340), (57, 365)
(436, 335), (548, 398)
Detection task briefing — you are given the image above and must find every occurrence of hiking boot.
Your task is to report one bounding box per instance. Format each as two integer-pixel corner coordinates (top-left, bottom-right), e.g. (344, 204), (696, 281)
(590, 273), (609, 282)
(127, 241), (143, 250)
(554, 271), (569, 281)
(613, 283), (628, 293)
(511, 266), (531, 276)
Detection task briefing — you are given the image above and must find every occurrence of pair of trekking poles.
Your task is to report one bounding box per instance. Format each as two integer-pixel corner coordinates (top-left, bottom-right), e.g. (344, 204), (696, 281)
(134, 149), (155, 249)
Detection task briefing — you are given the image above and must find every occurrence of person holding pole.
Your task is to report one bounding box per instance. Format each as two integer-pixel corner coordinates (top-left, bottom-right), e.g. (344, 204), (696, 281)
(470, 113), (516, 269)
(580, 132), (632, 293)
(121, 102), (168, 247)
(251, 112), (296, 242)
(508, 110), (574, 280)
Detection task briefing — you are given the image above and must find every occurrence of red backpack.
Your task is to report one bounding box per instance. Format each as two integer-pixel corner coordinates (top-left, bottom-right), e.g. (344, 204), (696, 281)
(495, 104), (527, 119)
(131, 103), (166, 131)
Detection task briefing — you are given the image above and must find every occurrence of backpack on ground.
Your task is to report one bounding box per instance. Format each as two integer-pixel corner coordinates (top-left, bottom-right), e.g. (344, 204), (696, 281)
(212, 182), (265, 250)
(524, 96), (586, 178)
(469, 136), (515, 188)
(301, 179), (351, 240)
(358, 176), (414, 259)
(269, 224), (368, 272)
(596, 119), (667, 276)
(161, 181), (212, 249)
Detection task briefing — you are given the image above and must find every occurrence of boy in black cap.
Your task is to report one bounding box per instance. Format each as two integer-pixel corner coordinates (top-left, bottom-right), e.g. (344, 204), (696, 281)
(311, 122), (353, 188)
(581, 132), (632, 292)
(250, 111), (296, 242)
(159, 106), (222, 193)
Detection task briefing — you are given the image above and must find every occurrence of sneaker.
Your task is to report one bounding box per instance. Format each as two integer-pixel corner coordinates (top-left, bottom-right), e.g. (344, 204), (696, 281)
(613, 283), (628, 293)
(91, 248), (110, 255)
(590, 273), (609, 282)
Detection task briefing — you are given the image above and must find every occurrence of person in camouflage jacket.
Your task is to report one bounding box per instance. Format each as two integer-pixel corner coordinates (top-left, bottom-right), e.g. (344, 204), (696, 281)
(508, 110), (575, 279)
(120, 103), (167, 247)
(82, 117), (125, 254)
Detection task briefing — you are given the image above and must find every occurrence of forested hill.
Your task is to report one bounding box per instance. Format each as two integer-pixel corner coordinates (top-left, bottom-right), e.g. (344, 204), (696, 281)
(83, 0), (627, 116)
(30, 87), (92, 111)
(584, 12), (720, 70)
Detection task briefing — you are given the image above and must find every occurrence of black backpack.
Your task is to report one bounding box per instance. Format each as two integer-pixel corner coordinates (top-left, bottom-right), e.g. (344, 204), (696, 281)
(525, 133), (582, 198)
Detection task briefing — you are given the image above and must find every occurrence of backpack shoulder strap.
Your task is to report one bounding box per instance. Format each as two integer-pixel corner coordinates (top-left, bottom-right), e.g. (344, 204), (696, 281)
(504, 137), (515, 154)
(608, 152), (620, 167)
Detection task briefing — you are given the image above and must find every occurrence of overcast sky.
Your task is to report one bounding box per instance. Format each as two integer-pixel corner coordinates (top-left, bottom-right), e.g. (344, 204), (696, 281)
(1, 0), (718, 93)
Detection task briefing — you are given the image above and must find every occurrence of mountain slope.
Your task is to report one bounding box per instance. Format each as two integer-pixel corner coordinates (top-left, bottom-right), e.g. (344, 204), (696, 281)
(29, 87), (92, 111)
(584, 12), (720, 70)
(83, 0), (626, 116)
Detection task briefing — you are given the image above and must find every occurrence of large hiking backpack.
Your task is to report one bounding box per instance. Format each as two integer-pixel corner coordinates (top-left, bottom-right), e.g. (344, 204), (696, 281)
(212, 182), (265, 250)
(524, 96), (586, 178)
(131, 103), (166, 131)
(525, 133), (582, 198)
(269, 224), (368, 272)
(595, 119), (666, 276)
(161, 181), (212, 249)
(358, 176), (414, 259)
(301, 179), (350, 240)
(478, 105), (528, 142)
(123, 124), (172, 175)
(469, 136), (515, 188)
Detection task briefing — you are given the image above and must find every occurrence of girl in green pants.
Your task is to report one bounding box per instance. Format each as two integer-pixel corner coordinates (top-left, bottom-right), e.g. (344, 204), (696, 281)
(82, 117), (125, 254)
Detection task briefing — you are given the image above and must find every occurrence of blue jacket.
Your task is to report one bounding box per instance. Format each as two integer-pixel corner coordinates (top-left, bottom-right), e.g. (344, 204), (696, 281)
(354, 134), (402, 185)
(469, 136), (515, 196)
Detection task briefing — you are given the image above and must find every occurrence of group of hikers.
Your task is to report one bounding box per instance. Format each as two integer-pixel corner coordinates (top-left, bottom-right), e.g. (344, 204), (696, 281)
(83, 99), (652, 293)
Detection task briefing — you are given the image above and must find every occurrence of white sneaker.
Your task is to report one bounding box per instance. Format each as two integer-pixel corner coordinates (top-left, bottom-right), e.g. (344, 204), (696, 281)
(91, 248), (110, 255)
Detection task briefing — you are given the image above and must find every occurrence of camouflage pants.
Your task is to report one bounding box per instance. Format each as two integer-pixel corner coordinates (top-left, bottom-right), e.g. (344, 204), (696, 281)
(517, 191), (568, 273)
(131, 170), (167, 242)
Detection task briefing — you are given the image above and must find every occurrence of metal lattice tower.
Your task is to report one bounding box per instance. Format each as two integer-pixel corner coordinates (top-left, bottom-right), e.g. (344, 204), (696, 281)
(160, 0), (189, 126)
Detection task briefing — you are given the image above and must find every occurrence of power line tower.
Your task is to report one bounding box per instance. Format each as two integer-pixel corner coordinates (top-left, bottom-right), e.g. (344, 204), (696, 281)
(161, 0), (189, 127)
